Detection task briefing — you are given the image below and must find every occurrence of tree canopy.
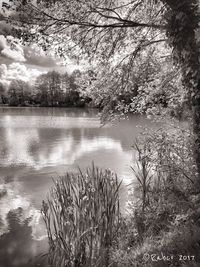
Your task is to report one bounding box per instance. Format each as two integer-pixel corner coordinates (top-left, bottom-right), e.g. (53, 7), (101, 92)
(9, 0), (166, 61)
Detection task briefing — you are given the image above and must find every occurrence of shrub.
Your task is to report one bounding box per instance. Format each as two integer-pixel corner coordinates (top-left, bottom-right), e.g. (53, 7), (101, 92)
(111, 126), (200, 267)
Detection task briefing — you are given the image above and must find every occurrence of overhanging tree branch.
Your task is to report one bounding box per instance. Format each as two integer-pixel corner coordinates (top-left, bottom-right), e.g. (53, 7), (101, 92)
(17, 2), (166, 30)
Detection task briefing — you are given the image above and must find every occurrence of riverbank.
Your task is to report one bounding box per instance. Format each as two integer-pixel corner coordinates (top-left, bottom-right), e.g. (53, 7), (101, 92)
(42, 133), (200, 267)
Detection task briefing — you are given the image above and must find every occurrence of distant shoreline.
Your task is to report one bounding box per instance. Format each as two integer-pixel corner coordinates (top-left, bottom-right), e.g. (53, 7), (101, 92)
(0, 103), (98, 109)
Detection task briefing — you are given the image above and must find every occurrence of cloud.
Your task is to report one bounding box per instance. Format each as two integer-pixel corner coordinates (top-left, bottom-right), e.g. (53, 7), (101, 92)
(24, 44), (59, 68)
(0, 32), (79, 76)
(0, 28), (76, 72)
(23, 44), (74, 71)
(0, 35), (26, 62)
(0, 62), (44, 85)
(1, 46), (25, 62)
(0, 34), (61, 67)
(0, 0), (16, 16)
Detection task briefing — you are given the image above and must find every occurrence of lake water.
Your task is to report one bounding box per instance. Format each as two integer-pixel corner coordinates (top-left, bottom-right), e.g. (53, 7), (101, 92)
(0, 107), (157, 267)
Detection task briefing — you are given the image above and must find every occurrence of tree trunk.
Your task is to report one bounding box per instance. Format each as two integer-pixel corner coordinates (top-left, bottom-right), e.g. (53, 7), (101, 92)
(163, 0), (200, 181)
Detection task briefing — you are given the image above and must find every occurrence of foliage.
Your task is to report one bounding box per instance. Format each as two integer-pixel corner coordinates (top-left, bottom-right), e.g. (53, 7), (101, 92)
(1, 70), (92, 107)
(9, 0), (165, 59)
(110, 125), (200, 266)
(87, 45), (189, 122)
(7, 79), (31, 106)
(111, 222), (200, 267)
(42, 165), (121, 267)
(0, 82), (7, 104)
(164, 0), (200, 179)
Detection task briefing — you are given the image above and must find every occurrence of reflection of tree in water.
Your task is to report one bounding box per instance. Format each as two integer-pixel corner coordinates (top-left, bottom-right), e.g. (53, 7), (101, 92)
(0, 208), (47, 267)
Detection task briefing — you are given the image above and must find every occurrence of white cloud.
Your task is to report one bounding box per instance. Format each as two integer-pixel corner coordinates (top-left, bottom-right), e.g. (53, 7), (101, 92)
(0, 62), (44, 85)
(0, 34), (7, 48)
(0, 33), (71, 71)
(0, 35), (26, 62)
(0, 0), (17, 16)
(1, 46), (25, 62)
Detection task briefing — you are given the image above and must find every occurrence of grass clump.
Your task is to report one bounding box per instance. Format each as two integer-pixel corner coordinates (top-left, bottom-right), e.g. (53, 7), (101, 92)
(42, 164), (121, 267)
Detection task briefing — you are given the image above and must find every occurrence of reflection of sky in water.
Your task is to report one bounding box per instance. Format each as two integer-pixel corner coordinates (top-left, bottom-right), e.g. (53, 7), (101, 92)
(0, 111), (140, 179)
(0, 181), (45, 240)
(0, 178), (48, 267)
(3, 127), (127, 169)
(0, 108), (158, 267)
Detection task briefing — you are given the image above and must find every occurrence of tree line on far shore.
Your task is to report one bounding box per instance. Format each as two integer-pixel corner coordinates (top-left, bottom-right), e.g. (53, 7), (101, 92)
(0, 64), (189, 122)
(0, 69), (93, 108)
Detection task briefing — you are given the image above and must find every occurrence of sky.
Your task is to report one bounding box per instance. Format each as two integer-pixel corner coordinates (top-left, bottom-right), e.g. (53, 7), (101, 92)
(0, 0), (90, 87)
(0, 9), (79, 87)
(0, 28), (70, 86)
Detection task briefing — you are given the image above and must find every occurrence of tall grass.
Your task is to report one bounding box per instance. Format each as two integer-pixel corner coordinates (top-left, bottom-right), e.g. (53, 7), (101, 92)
(131, 141), (153, 213)
(42, 164), (121, 267)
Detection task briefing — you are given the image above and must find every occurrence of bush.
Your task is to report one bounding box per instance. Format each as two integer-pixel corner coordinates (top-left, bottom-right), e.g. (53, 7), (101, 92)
(111, 126), (200, 267)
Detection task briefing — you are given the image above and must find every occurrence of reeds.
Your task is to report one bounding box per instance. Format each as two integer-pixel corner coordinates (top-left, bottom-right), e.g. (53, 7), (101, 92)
(42, 164), (121, 267)
(131, 141), (153, 213)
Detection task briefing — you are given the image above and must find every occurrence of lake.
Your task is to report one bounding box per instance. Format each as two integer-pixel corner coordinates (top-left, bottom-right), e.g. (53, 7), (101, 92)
(0, 107), (157, 267)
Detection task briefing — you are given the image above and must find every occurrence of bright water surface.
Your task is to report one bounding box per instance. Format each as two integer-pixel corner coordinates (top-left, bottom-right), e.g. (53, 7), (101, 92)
(0, 107), (158, 267)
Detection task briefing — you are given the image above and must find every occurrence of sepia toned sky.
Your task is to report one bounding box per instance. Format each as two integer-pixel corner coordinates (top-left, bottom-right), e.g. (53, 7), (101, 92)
(0, 14), (79, 86)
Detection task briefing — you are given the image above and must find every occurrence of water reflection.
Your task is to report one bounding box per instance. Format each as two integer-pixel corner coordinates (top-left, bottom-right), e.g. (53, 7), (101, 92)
(0, 109), (141, 172)
(0, 177), (46, 236)
(0, 126), (128, 169)
(0, 177), (48, 267)
(0, 107), (158, 266)
(0, 207), (47, 267)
